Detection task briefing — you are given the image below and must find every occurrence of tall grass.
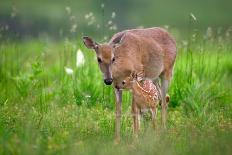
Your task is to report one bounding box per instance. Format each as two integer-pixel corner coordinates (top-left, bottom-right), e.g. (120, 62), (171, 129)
(0, 28), (231, 154)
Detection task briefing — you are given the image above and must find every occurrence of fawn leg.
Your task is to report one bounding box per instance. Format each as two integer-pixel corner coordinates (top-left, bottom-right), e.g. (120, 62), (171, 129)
(150, 107), (158, 129)
(114, 88), (122, 143)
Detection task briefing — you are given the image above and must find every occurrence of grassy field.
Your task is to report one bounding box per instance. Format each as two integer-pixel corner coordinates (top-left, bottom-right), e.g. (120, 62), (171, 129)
(0, 29), (232, 155)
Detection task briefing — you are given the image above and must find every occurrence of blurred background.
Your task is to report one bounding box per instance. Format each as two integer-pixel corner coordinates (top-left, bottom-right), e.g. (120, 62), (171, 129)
(0, 0), (232, 41)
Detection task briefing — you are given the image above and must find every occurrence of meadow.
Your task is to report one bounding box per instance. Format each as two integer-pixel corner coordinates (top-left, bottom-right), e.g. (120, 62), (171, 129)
(0, 26), (231, 155)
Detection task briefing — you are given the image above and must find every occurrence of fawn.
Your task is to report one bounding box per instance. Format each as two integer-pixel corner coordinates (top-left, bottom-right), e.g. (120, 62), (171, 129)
(83, 27), (176, 142)
(121, 72), (170, 136)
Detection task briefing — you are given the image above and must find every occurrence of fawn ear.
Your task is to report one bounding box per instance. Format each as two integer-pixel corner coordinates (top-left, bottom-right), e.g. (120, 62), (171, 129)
(137, 75), (143, 82)
(136, 68), (144, 81)
(130, 71), (137, 79)
(83, 36), (98, 49)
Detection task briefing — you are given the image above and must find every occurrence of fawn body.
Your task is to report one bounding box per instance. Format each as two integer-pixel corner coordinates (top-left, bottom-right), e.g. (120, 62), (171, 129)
(123, 73), (169, 135)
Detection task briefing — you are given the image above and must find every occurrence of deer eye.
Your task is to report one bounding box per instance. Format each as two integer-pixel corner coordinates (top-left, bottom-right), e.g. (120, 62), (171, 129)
(112, 57), (115, 63)
(97, 57), (102, 63)
(122, 81), (126, 85)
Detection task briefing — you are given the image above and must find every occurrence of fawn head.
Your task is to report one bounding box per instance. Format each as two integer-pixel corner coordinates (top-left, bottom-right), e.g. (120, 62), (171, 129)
(82, 34), (125, 85)
(114, 70), (143, 90)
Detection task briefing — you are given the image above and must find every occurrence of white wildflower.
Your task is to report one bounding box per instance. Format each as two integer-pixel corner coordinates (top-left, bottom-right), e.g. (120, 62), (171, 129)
(182, 40), (188, 46)
(204, 27), (213, 40)
(70, 24), (77, 33)
(85, 95), (91, 98)
(225, 28), (231, 38)
(65, 67), (73, 75)
(190, 13), (197, 22)
(76, 49), (85, 67)
(111, 12), (116, 18)
(101, 3), (105, 8)
(163, 25), (169, 30)
(11, 6), (17, 18)
(109, 25), (117, 31)
(103, 36), (108, 41)
(88, 12), (93, 17)
(225, 30), (230, 38)
(85, 14), (89, 19)
(65, 6), (71, 14)
(108, 20), (112, 25)
(85, 12), (95, 25)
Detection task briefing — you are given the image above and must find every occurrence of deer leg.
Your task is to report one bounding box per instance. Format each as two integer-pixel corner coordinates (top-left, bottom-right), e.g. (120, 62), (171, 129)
(160, 76), (170, 129)
(132, 98), (140, 137)
(114, 88), (122, 143)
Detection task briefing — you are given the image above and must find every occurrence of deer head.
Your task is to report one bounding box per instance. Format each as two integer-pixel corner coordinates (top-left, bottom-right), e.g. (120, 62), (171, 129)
(82, 34), (125, 85)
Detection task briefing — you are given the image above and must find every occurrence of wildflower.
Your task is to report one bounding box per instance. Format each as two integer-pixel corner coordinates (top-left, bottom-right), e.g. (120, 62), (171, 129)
(225, 27), (231, 38)
(65, 6), (71, 14)
(85, 14), (89, 19)
(112, 25), (117, 30)
(70, 24), (77, 33)
(103, 36), (108, 41)
(204, 27), (213, 40)
(182, 40), (188, 47)
(85, 12), (95, 25)
(85, 12), (93, 19)
(108, 20), (112, 25)
(225, 30), (230, 38)
(85, 95), (91, 98)
(65, 67), (73, 75)
(11, 6), (17, 18)
(76, 49), (85, 67)
(101, 3), (105, 8)
(190, 13), (197, 22)
(109, 25), (117, 31)
(163, 25), (169, 30)
(111, 12), (116, 18)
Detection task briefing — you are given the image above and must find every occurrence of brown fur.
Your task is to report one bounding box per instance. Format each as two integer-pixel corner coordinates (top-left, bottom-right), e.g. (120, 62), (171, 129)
(111, 28), (176, 88)
(83, 27), (177, 142)
(122, 73), (170, 135)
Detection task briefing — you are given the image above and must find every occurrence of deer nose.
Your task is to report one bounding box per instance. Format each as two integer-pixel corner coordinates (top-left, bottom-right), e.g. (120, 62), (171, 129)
(104, 78), (113, 85)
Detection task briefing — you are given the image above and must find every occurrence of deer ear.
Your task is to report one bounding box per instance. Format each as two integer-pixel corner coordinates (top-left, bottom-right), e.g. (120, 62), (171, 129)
(112, 33), (126, 48)
(83, 36), (98, 49)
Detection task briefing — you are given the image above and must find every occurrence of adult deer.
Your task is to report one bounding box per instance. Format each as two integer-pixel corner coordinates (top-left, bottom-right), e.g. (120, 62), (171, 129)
(83, 27), (177, 142)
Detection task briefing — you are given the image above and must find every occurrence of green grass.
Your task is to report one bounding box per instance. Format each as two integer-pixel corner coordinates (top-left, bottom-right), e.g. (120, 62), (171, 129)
(0, 32), (232, 155)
